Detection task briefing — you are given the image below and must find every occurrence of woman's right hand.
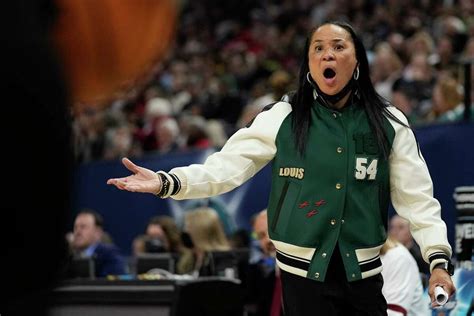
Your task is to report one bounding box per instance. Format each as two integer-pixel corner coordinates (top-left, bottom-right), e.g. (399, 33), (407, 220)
(107, 158), (162, 194)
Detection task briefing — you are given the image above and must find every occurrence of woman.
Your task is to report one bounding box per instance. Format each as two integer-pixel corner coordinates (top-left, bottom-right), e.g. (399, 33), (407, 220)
(177, 207), (231, 276)
(108, 21), (455, 315)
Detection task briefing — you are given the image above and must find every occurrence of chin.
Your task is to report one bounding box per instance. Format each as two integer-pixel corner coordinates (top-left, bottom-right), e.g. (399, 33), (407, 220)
(321, 87), (340, 95)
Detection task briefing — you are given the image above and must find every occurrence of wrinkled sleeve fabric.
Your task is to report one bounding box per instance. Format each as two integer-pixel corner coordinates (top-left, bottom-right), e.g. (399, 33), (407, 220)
(167, 102), (292, 200)
(386, 107), (452, 271)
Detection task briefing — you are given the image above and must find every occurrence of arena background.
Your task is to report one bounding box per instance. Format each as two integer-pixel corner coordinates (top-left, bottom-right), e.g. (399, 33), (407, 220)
(68, 1), (474, 314)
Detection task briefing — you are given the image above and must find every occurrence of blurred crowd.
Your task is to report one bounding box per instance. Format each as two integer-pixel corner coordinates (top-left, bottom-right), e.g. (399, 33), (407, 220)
(73, 0), (474, 163)
(66, 206), (434, 315)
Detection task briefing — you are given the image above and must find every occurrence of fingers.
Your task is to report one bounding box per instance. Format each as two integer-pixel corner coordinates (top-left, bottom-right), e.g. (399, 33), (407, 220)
(107, 178), (128, 190)
(428, 281), (456, 308)
(107, 177), (144, 192)
(122, 157), (139, 174)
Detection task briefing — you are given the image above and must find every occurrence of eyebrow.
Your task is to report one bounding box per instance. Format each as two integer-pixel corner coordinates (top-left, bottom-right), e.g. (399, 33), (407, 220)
(312, 38), (346, 44)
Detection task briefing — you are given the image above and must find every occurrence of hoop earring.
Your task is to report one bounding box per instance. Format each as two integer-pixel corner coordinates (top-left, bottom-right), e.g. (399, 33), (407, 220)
(306, 72), (313, 85)
(353, 66), (359, 80)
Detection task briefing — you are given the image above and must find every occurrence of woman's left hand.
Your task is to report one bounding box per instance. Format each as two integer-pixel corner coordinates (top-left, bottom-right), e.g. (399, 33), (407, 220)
(428, 268), (456, 307)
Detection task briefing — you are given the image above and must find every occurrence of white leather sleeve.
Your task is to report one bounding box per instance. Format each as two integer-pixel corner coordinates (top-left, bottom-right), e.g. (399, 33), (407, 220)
(167, 102), (292, 200)
(386, 106), (452, 265)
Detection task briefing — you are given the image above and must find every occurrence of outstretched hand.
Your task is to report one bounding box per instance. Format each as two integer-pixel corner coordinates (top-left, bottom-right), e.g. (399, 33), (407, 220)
(106, 158), (162, 194)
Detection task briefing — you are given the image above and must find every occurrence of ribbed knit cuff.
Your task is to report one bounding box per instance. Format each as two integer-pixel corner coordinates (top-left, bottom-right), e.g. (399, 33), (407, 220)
(428, 252), (450, 273)
(155, 171), (181, 198)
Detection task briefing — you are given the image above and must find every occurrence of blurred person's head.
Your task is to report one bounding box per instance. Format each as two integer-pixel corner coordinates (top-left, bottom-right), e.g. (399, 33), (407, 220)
(144, 216), (169, 253)
(230, 228), (250, 249)
(407, 52), (432, 82)
(388, 215), (413, 247)
(371, 42), (403, 82)
(269, 70), (292, 100)
(104, 126), (133, 160)
(154, 215), (183, 253)
(391, 78), (415, 115)
(146, 219), (166, 240)
(435, 36), (454, 65)
(205, 119), (228, 148)
(387, 32), (406, 58)
(76, 108), (106, 135)
(432, 76), (463, 115)
(73, 210), (104, 251)
(253, 209), (275, 257)
(441, 15), (468, 54)
(145, 97), (172, 121)
(185, 116), (210, 149)
(183, 207), (230, 253)
(155, 117), (179, 151)
(408, 31), (434, 57)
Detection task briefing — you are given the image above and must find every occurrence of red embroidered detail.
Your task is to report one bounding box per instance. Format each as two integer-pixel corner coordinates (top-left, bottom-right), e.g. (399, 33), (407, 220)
(314, 199), (326, 207)
(306, 210), (319, 218)
(298, 201), (310, 209)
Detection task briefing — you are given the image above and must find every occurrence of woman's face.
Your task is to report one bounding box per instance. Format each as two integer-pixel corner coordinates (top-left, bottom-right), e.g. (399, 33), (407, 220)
(308, 24), (357, 95)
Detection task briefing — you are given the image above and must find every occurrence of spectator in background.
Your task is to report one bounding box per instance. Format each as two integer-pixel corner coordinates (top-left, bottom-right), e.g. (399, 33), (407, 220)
(132, 217), (169, 255)
(71, 210), (127, 277)
(149, 215), (188, 274)
(73, 108), (106, 162)
(154, 117), (181, 153)
(131, 217), (172, 274)
(238, 70), (293, 128)
(103, 125), (135, 160)
(380, 236), (428, 316)
(154, 215), (185, 254)
(391, 78), (417, 123)
(371, 42), (403, 102)
(177, 207), (231, 276)
(141, 97), (173, 151)
(178, 115), (211, 150)
(230, 228), (251, 249)
(397, 52), (436, 120)
(431, 35), (457, 74)
(426, 75), (465, 123)
(132, 215), (184, 256)
(389, 215), (429, 275)
(245, 209), (282, 316)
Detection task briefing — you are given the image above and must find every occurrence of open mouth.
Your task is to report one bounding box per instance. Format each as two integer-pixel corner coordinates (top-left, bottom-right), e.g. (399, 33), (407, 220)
(323, 68), (336, 79)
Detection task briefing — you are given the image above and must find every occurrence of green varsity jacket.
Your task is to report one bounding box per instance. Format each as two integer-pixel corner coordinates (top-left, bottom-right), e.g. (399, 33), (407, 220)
(164, 99), (452, 282)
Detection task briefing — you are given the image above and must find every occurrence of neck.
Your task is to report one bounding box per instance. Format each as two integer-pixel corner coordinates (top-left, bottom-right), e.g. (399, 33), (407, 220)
(330, 91), (352, 110)
(313, 77), (355, 109)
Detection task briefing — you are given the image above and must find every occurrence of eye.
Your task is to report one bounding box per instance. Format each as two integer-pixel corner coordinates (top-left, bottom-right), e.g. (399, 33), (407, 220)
(335, 44), (344, 51)
(314, 46), (323, 52)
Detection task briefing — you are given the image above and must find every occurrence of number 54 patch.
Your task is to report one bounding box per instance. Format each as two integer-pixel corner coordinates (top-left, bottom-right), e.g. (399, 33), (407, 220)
(355, 157), (378, 180)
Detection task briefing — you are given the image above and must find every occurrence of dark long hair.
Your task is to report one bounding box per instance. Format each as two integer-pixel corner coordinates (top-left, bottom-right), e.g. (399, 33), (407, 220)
(292, 21), (407, 158)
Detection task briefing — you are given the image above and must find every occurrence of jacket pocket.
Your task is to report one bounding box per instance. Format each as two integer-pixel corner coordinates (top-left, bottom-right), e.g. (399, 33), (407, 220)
(271, 180), (301, 237)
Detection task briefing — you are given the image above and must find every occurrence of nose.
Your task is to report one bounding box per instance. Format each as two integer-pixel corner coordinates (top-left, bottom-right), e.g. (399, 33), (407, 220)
(322, 49), (335, 61)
